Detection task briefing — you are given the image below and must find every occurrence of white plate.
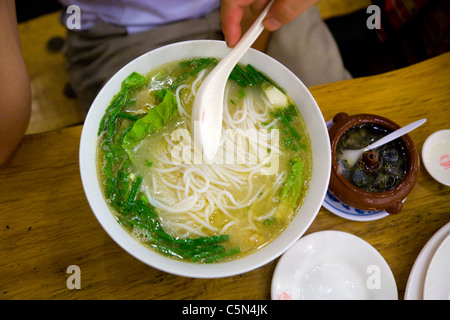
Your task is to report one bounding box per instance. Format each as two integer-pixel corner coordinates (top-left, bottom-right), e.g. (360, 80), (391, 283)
(422, 129), (450, 186)
(271, 230), (398, 300)
(404, 222), (450, 300)
(423, 233), (450, 299)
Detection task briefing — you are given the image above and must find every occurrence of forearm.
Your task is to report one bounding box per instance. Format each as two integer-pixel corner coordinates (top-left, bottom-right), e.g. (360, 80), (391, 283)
(0, 0), (31, 166)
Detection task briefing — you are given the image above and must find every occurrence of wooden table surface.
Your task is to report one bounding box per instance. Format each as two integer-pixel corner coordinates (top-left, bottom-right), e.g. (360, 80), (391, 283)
(1, 53), (449, 300)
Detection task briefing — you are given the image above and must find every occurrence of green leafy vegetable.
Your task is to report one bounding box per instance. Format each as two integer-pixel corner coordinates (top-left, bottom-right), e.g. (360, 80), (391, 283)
(228, 63), (285, 92)
(238, 87), (246, 98)
(229, 64), (254, 87)
(121, 72), (149, 91)
(120, 198), (237, 262)
(271, 104), (303, 151)
(117, 112), (139, 121)
(245, 64), (285, 93)
(179, 58), (217, 76)
(280, 157), (305, 208)
(145, 160), (153, 167)
(122, 89), (178, 156)
(190, 58), (216, 76)
(98, 72), (148, 137)
(169, 72), (188, 91)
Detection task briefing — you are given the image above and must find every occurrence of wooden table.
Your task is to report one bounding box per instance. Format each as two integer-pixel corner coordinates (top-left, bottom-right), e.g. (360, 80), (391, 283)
(1, 53), (449, 300)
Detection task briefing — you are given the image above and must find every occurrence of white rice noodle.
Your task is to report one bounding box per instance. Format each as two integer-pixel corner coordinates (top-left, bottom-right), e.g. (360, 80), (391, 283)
(143, 78), (285, 238)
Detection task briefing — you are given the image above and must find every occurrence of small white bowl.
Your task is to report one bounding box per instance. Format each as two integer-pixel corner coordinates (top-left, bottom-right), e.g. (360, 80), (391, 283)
(79, 40), (331, 278)
(422, 129), (450, 186)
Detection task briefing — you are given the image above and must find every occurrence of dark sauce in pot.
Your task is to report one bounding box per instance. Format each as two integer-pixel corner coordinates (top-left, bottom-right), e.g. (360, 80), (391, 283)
(336, 123), (408, 192)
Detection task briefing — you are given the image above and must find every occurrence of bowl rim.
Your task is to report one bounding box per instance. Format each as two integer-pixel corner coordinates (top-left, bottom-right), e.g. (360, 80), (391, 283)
(79, 39), (331, 278)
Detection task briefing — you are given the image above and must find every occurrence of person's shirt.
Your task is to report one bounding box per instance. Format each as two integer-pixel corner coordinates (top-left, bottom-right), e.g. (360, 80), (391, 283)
(59, 0), (220, 34)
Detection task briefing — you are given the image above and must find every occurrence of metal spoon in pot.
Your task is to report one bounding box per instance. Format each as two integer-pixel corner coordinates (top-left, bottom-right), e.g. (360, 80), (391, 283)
(192, 0), (275, 161)
(341, 118), (427, 167)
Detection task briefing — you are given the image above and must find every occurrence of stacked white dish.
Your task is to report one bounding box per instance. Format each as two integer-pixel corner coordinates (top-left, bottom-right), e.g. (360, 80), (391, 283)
(405, 222), (450, 300)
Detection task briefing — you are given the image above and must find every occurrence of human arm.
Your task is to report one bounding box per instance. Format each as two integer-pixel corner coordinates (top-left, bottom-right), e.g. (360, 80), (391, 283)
(221, 0), (319, 47)
(0, 0), (31, 166)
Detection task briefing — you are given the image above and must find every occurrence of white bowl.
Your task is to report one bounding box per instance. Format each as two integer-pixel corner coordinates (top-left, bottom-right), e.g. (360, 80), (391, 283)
(422, 129), (450, 186)
(79, 40), (331, 278)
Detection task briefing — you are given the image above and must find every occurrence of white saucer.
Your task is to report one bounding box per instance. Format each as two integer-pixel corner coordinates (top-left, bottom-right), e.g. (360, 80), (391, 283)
(323, 190), (389, 221)
(422, 129), (450, 186)
(423, 233), (450, 299)
(404, 222), (450, 300)
(271, 230), (398, 300)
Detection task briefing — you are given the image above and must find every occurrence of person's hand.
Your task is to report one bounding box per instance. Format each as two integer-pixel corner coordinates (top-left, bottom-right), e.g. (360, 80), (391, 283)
(221, 0), (318, 47)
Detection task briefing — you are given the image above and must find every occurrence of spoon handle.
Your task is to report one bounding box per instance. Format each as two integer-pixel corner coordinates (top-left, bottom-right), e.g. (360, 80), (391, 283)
(367, 118), (427, 150)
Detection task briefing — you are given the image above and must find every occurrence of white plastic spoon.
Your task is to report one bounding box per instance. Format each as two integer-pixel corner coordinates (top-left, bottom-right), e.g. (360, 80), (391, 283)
(341, 118), (427, 167)
(192, 0), (275, 161)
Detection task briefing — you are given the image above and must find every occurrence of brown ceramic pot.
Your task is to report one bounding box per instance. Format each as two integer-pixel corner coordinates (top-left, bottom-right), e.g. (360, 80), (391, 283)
(328, 113), (420, 214)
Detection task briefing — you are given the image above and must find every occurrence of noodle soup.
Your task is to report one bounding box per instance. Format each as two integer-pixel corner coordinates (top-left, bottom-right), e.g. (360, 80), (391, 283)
(97, 58), (312, 263)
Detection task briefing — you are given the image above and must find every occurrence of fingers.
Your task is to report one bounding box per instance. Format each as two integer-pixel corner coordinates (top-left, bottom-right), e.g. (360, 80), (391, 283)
(249, 0), (271, 15)
(221, 0), (254, 47)
(264, 0), (318, 31)
(221, 0), (318, 47)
